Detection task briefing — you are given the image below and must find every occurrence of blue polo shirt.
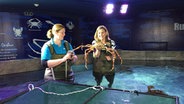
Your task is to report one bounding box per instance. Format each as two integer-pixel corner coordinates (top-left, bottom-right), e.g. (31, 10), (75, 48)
(41, 39), (73, 60)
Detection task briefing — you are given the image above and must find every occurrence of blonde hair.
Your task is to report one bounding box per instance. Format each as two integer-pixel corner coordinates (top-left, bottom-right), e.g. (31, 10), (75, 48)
(46, 24), (65, 39)
(94, 25), (110, 42)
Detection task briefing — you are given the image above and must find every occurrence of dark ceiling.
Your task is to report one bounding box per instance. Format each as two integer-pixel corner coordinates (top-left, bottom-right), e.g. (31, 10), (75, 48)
(0, 0), (184, 17)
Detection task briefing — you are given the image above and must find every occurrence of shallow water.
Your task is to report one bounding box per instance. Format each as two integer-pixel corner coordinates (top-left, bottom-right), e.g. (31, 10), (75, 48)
(0, 65), (183, 104)
(74, 65), (184, 104)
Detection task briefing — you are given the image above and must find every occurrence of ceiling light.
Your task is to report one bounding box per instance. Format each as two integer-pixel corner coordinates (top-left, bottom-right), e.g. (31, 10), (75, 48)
(120, 4), (128, 14)
(105, 3), (114, 14)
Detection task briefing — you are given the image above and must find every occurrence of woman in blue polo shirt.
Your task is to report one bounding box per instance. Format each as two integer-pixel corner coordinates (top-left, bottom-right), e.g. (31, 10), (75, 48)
(41, 24), (78, 82)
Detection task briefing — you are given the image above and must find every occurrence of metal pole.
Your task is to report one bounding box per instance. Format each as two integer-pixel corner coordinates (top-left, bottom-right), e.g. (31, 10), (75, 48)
(65, 60), (68, 80)
(51, 68), (56, 80)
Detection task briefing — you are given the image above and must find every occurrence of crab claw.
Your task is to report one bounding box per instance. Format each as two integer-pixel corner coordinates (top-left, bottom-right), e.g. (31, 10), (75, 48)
(85, 64), (88, 70)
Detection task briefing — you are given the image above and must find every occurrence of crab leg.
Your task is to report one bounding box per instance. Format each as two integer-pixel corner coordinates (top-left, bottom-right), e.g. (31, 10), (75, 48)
(71, 44), (123, 72)
(84, 48), (92, 69)
(114, 50), (123, 64)
(71, 44), (93, 69)
(106, 48), (123, 71)
(72, 45), (84, 51)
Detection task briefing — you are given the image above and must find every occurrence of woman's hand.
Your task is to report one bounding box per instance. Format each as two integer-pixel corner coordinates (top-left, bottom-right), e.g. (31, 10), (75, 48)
(63, 51), (78, 63)
(63, 52), (73, 61)
(71, 55), (78, 63)
(105, 56), (112, 61)
(93, 49), (101, 58)
(47, 52), (72, 68)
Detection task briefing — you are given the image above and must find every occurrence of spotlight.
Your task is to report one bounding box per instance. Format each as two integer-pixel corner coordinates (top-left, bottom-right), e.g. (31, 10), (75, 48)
(120, 4), (128, 14)
(105, 3), (114, 14)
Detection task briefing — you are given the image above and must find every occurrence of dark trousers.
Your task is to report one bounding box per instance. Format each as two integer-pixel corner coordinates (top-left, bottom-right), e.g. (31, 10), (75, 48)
(93, 71), (115, 87)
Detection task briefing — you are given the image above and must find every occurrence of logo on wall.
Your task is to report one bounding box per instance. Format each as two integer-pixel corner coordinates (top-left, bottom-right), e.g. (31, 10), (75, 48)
(27, 18), (42, 31)
(45, 20), (54, 25)
(27, 39), (48, 58)
(13, 27), (23, 39)
(66, 21), (75, 30)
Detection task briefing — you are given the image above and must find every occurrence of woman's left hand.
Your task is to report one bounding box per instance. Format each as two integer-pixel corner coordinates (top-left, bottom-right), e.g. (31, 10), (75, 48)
(71, 55), (78, 63)
(105, 56), (112, 61)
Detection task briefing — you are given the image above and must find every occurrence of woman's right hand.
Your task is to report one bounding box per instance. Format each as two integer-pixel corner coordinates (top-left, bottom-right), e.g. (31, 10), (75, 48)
(63, 52), (72, 61)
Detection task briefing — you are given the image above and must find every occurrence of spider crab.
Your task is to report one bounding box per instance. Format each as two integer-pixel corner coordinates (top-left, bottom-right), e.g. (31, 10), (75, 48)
(147, 85), (166, 95)
(72, 42), (123, 71)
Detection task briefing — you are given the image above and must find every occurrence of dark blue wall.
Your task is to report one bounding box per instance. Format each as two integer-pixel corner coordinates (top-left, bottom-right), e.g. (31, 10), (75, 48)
(1, 8), (184, 61)
(0, 12), (78, 61)
(78, 9), (184, 51)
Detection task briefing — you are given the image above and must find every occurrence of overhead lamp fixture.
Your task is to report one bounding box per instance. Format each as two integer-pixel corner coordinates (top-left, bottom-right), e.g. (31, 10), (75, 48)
(120, 4), (128, 14)
(105, 3), (114, 14)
